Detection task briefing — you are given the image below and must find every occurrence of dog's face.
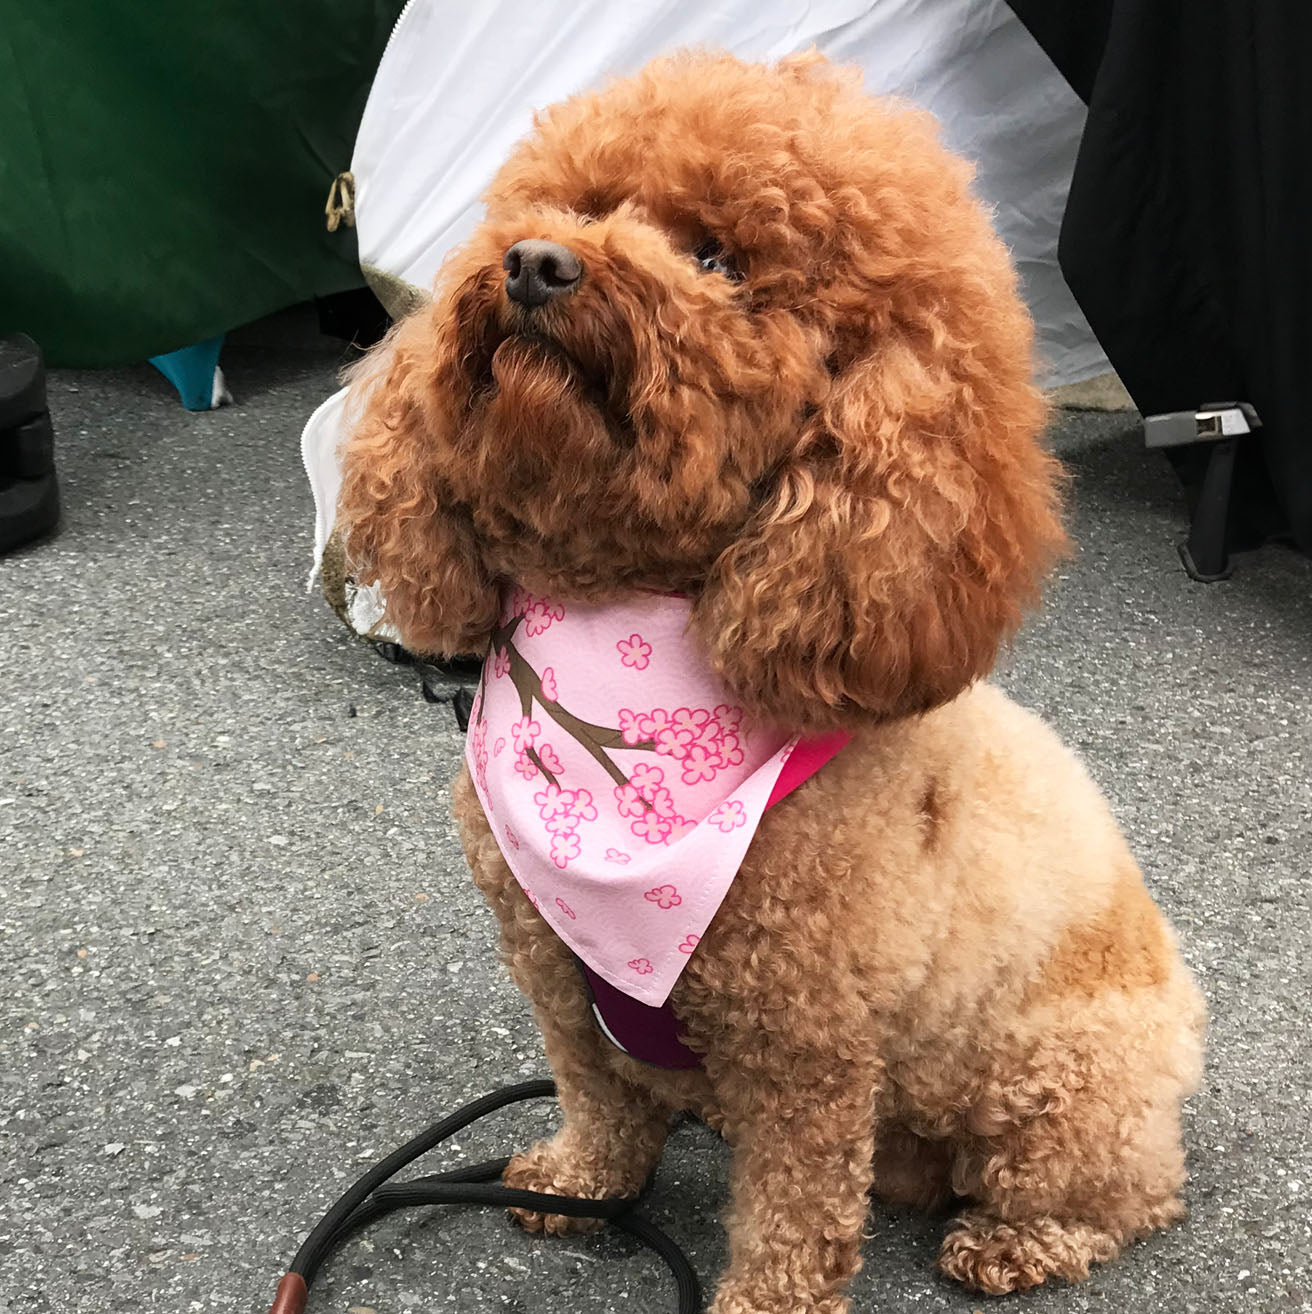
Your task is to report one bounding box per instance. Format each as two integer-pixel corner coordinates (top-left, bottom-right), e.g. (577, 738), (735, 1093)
(339, 53), (1066, 730)
(390, 55), (861, 592)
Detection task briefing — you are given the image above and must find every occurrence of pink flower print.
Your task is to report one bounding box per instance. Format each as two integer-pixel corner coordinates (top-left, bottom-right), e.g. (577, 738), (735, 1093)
(616, 633), (652, 670)
(569, 787), (598, 822)
(535, 784), (570, 821)
(628, 957), (654, 975)
(628, 762), (662, 788)
(493, 737), (506, 757)
(604, 848), (632, 865)
(647, 786), (677, 820)
(617, 707), (674, 747)
(615, 765), (679, 835)
(678, 934), (701, 955)
(510, 716), (540, 753)
(629, 762), (665, 792)
(555, 896), (576, 919)
(539, 666), (558, 702)
(549, 832), (581, 868)
(653, 724), (695, 758)
(492, 648), (511, 680)
(537, 741), (564, 775)
(665, 817), (697, 842)
(672, 706), (711, 735)
(644, 884), (682, 910)
(513, 752), (538, 781)
(643, 708), (673, 735)
(534, 785), (596, 868)
(614, 783), (646, 819)
(681, 745), (719, 785)
(631, 811), (672, 845)
(524, 598), (565, 636)
(707, 800), (747, 832)
(688, 720), (722, 754)
(715, 704), (743, 734)
(470, 720), (490, 794)
(503, 824), (520, 851)
(617, 704), (747, 782)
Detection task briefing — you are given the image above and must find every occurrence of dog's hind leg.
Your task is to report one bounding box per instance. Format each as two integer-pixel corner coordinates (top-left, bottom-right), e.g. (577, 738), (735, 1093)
(937, 1095), (1188, 1296)
(938, 1208), (1129, 1294)
(938, 977), (1203, 1294)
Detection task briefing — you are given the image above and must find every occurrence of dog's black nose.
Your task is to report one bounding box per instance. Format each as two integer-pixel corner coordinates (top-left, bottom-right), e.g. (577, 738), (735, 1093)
(503, 239), (583, 308)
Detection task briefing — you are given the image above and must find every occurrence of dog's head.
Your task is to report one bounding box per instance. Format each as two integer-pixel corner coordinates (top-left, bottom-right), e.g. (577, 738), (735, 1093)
(338, 52), (1065, 731)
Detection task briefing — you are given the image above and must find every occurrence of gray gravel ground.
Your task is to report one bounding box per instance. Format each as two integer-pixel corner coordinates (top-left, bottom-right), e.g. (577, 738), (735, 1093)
(2, 335), (1310, 1314)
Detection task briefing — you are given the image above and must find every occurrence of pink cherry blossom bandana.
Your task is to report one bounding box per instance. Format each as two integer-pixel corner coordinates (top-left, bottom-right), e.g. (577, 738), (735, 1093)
(466, 589), (846, 1008)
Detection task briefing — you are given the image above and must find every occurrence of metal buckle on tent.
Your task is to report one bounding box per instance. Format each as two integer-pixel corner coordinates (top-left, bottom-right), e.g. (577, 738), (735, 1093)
(1142, 401), (1261, 449)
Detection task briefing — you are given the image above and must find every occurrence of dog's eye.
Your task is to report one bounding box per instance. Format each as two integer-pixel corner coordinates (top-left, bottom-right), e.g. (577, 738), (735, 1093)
(575, 189), (617, 223)
(694, 239), (742, 282)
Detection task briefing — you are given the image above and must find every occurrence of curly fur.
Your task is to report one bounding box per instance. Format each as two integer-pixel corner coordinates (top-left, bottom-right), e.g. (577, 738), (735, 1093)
(336, 51), (1205, 1311)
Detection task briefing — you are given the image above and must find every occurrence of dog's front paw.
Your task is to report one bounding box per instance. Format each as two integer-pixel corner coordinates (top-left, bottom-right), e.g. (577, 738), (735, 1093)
(502, 1137), (635, 1237)
(710, 1286), (849, 1314)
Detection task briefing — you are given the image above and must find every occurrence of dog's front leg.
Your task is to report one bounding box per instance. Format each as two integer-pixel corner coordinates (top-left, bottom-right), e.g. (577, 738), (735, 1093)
(503, 998), (676, 1236)
(455, 767), (678, 1234)
(710, 1072), (879, 1314)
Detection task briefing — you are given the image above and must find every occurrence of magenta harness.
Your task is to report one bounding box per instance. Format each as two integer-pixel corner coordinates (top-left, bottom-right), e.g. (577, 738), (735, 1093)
(465, 590), (848, 1069)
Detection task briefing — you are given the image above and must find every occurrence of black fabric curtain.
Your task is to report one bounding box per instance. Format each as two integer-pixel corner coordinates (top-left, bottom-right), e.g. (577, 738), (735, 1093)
(1007, 0), (1312, 557)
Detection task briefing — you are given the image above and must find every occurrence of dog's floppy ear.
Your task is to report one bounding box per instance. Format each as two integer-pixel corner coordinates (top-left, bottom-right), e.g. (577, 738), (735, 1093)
(693, 315), (1066, 733)
(335, 310), (498, 658)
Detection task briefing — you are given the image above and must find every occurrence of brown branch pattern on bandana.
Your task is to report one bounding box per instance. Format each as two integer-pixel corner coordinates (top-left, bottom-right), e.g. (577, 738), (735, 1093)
(474, 612), (657, 791)
(470, 597), (752, 864)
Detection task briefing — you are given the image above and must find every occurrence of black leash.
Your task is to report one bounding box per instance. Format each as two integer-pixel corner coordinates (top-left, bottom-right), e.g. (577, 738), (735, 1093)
(266, 1079), (702, 1314)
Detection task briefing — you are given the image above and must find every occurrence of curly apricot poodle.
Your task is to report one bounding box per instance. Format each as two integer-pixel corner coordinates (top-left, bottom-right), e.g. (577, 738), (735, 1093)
(336, 51), (1205, 1312)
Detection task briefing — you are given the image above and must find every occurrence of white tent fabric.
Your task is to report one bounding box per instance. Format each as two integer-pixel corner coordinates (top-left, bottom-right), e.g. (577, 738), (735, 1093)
(353, 0), (1105, 389)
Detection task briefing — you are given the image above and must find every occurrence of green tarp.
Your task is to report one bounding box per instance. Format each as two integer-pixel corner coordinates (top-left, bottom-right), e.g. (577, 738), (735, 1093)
(0, 1), (404, 366)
